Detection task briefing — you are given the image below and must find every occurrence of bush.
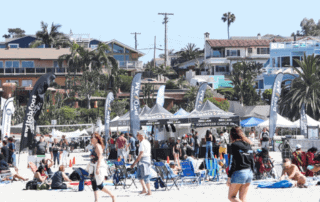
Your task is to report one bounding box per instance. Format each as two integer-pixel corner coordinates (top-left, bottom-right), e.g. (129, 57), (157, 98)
(216, 88), (237, 100)
(204, 97), (230, 111)
(166, 80), (179, 89)
(119, 75), (133, 92)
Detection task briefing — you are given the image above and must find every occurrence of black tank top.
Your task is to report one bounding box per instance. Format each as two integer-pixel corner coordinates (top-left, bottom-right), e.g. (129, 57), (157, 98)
(90, 147), (99, 163)
(51, 171), (63, 188)
(206, 135), (212, 142)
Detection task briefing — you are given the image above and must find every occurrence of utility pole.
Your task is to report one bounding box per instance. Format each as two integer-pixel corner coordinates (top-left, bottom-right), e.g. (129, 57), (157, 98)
(154, 36), (156, 69)
(130, 32), (141, 50)
(158, 13), (174, 67)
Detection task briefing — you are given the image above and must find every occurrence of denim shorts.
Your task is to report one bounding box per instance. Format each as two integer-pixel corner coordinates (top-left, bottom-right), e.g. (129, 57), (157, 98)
(231, 168), (253, 184)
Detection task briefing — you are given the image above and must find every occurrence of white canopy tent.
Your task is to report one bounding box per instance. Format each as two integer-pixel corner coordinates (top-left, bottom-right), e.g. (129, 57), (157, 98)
(52, 128), (89, 138)
(293, 115), (320, 127)
(258, 113), (298, 128)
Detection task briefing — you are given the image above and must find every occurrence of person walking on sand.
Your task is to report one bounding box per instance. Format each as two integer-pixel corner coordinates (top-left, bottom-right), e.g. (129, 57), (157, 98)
(131, 130), (152, 196)
(227, 126), (254, 202)
(87, 133), (115, 202)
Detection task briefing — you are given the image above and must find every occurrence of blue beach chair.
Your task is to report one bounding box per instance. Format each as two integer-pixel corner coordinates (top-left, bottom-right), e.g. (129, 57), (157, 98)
(154, 162), (180, 190)
(180, 161), (202, 185)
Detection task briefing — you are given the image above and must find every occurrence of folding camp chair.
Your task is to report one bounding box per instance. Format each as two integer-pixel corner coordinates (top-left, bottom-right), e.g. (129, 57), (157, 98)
(113, 161), (137, 189)
(180, 161), (202, 185)
(73, 167), (92, 191)
(0, 170), (12, 181)
(205, 158), (218, 181)
(154, 162), (180, 191)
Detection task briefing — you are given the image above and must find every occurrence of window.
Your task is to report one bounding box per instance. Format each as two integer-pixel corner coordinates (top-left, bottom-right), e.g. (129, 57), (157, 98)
(22, 61), (34, 68)
(125, 48), (130, 53)
(0, 44), (5, 48)
(6, 80), (19, 85)
(0, 61), (3, 68)
(113, 44), (124, 53)
(6, 61), (19, 68)
(226, 50), (240, 56)
(248, 48), (252, 54)
(125, 55), (130, 61)
(292, 56), (301, 67)
(216, 66), (226, 72)
(53, 61), (59, 67)
(257, 48), (270, 54)
(22, 80), (33, 87)
(8, 44), (19, 48)
(281, 57), (290, 67)
(106, 43), (112, 53)
(113, 55), (124, 61)
(272, 58), (275, 67)
(37, 44), (45, 48)
(90, 45), (98, 49)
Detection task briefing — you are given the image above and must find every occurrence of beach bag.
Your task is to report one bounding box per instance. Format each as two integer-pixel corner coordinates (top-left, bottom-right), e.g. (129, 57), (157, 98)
(70, 171), (81, 181)
(26, 180), (38, 190)
(37, 183), (50, 190)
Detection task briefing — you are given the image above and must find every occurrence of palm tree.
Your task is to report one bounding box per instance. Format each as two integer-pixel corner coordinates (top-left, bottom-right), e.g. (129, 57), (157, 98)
(30, 21), (70, 48)
(221, 12), (236, 39)
(178, 43), (201, 61)
(279, 54), (320, 120)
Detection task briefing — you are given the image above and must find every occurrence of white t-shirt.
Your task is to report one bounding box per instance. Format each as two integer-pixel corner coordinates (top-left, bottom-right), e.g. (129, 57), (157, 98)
(223, 132), (230, 144)
(139, 139), (151, 157)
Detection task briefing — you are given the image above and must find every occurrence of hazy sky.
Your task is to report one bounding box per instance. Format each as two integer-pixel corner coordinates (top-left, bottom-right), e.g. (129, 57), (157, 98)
(0, 0), (319, 63)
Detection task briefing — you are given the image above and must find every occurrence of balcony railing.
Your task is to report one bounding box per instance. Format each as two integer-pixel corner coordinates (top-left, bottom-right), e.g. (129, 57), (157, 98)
(271, 41), (320, 50)
(0, 67), (81, 75)
(117, 61), (143, 69)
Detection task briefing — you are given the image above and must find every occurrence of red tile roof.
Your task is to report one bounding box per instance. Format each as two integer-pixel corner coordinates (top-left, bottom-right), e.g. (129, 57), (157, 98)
(207, 39), (271, 48)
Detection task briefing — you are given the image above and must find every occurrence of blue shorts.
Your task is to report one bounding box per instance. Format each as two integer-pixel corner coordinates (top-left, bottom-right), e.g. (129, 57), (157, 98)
(231, 168), (253, 184)
(136, 168), (150, 184)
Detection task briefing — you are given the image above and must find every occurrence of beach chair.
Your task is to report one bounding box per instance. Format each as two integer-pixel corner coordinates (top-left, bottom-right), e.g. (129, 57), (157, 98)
(205, 158), (218, 181)
(0, 169), (12, 181)
(73, 167), (92, 191)
(154, 161), (180, 191)
(113, 161), (137, 189)
(180, 161), (202, 185)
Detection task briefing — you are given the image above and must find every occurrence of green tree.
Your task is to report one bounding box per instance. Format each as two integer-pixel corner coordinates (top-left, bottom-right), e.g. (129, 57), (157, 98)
(118, 75), (132, 92)
(279, 54), (320, 120)
(30, 21), (70, 48)
(183, 86), (198, 112)
(169, 104), (180, 114)
(177, 76), (184, 88)
(216, 88), (236, 100)
(166, 80), (179, 89)
(221, 12), (236, 39)
(299, 18), (320, 36)
(230, 61), (262, 105)
(178, 43), (201, 61)
(111, 99), (128, 117)
(262, 89), (272, 104)
(3, 28), (26, 38)
(204, 97), (230, 111)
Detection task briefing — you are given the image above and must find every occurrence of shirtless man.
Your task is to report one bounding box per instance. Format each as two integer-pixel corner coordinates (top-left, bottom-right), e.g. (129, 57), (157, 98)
(280, 158), (307, 188)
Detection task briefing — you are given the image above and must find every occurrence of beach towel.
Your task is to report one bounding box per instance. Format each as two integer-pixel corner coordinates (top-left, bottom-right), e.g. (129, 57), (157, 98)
(257, 180), (293, 188)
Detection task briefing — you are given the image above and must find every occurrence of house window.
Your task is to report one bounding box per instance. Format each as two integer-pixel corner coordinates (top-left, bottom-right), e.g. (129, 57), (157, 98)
(113, 44), (124, 53)
(281, 57), (290, 67)
(106, 43), (112, 53)
(113, 55), (124, 61)
(53, 61), (59, 68)
(125, 55), (130, 61)
(21, 61), (34, 68)
(22, 80), (33, 87)
(37, 44), (45, 48)
(125, 48), (130, 53)
(0, 61), (3, 68)
(8, 44), (19, 48)
(227, 50), (240, 56)
(90, 45), (98, 49)
(6, 61), (19, 68)
(216, 66), (227, 72)
(0, 44), (5, 48)
(248, 48), (252, 54)
(6, 80), (19, 85)
(257, 48), (270, 54)
(272, 58), (275, 67)
(292, 56), (300, 67)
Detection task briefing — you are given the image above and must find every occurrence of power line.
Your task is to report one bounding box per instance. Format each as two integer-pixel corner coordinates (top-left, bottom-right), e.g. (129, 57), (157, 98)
(130, 32), (141, 50)
(158, 13), (174, 67)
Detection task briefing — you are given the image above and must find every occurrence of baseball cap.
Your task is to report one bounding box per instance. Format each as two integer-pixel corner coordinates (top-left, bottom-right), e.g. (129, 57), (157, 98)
(169, 162), (175, 166)
(296, 144), (301, 149)
(177, 137), (181, 140)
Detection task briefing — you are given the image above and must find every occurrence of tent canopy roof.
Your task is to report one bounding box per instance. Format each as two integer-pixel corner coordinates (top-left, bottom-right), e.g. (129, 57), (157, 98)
(174, 108), (190, 116)
(189, 100), (234, 117)
(241, 117), (265, 127)
(294, 115), (320, 127)
(258, 114), (297, 128)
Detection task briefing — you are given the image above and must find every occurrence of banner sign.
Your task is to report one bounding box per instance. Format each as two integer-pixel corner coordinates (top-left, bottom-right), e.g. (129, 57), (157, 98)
(1, 98), (15, 140)
(195, 82), (207, 111)
(20, 73), (56, 152)
(269, 73), (283, 139)
(130, 73), (142, 137)
(156, 85), (166, 107)
(104, 92), (114, 147)
(190, 116), (240, 128)
(300, 103), (308, 138)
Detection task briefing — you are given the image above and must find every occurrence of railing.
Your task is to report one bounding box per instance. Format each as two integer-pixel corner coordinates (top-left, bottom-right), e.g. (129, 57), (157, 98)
(0, 67), (81, 75)
(117, 61), (143, 69)
(271, 41), (320, 49)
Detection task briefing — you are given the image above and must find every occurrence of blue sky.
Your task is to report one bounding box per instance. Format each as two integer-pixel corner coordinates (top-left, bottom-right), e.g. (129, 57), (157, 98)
(0, 0), (319, 64)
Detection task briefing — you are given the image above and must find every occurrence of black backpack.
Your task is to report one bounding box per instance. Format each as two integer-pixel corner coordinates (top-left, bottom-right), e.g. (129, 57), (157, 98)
(69, 170), (81, 181)
(26, 180), (38, 190)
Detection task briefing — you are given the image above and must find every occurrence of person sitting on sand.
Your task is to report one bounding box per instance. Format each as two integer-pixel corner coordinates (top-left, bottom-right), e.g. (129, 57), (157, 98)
(292, 144), (307, 173)
(280, 158), (307, 188)
(0, 155), (28, 182)
(51, 165), (72, 189)
(34, 166), (48, 183)
(306, 147), (320, 177)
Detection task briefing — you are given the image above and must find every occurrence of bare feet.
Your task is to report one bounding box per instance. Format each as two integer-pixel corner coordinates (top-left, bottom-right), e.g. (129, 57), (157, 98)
(111, 195), (116, 202)
(146, 192), (152, 196)
(139, 190), (147, 194)
(24, 178), (29, 181)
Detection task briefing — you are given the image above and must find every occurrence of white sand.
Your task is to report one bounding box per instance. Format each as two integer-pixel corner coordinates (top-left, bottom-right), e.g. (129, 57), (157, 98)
(1, 152), (320, 202)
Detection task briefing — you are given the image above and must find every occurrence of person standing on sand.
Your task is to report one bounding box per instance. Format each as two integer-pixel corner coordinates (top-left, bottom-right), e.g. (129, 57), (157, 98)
(227, 127), (254, 202)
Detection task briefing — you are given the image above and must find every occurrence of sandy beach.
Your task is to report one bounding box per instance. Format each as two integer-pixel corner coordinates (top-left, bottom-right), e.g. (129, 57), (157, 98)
(1, 152), (319, 202)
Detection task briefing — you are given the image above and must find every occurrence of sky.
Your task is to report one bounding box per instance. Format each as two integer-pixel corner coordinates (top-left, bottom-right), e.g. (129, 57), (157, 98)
(0, 0), (319, 64)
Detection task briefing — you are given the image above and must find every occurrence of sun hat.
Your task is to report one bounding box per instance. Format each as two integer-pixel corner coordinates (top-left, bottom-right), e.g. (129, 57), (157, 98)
(296, 144), (301, 149)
